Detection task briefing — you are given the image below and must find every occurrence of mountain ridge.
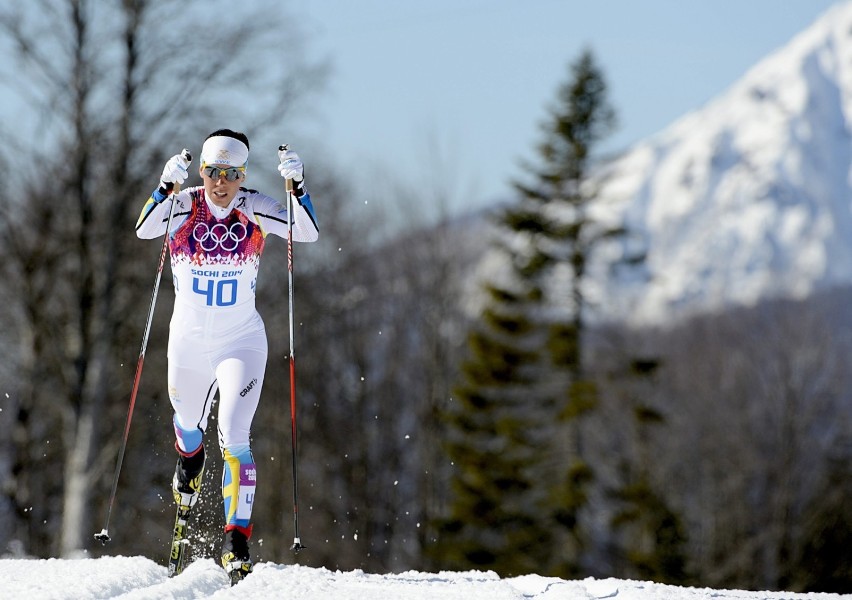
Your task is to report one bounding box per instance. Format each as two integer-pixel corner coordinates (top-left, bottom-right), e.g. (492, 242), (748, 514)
(578, 1), (852, 324)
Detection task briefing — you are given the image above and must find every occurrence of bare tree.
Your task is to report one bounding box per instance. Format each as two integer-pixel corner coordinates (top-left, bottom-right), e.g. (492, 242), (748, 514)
(587, 292), (852, 590)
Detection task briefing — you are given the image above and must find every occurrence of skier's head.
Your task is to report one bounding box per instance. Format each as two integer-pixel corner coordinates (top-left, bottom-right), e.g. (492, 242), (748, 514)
(200, 129), (250, 208)
(201, 129), (250, 168)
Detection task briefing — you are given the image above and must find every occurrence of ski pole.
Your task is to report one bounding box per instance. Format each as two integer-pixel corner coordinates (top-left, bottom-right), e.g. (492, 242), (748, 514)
(95, 149), (191, 544)
(278, 144), (306, 553)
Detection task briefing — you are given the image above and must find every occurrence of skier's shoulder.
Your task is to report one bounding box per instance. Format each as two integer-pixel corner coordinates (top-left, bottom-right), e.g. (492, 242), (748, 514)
(233, 187), (279, 212)
(172, 186), (204, 212)
(236, 186), (276, 201)
(181, 186), (204, 203)
(183, 185), (204, 197)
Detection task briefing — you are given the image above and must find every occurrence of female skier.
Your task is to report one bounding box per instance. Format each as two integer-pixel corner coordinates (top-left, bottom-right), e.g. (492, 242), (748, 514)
(135, 129), (318, 582)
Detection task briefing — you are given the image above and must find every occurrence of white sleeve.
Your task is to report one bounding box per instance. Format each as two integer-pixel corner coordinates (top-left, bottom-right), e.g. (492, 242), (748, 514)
(251, 192), (318, 242)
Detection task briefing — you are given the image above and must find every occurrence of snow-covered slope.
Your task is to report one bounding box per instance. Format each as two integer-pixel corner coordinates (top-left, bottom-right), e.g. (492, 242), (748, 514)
(586, 1), (852, 324)
(0, 556), (844, 599)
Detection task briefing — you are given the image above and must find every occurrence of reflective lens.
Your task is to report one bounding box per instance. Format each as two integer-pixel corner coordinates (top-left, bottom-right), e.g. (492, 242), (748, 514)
(202, 164), (245, 181)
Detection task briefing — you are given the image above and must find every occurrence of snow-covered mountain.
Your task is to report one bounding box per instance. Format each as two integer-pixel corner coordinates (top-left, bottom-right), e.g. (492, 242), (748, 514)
(585, 1), (852, 324)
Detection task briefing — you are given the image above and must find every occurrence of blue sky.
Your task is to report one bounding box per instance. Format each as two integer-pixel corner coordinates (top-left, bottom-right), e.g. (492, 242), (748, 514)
(300, 0), (842, 212)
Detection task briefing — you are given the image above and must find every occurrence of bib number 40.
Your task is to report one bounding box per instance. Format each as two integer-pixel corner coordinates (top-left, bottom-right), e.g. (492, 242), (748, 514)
(193, 277), (238, 307)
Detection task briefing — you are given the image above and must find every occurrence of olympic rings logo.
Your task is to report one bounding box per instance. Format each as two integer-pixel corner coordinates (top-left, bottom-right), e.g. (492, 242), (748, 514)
(192, 222), (248, 252)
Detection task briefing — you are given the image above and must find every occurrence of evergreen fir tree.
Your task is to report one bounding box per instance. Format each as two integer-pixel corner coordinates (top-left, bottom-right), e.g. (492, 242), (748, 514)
(435, 280), (555, 575)
(608, 359), (691, 585)
(603, 358), (691, 585)
(434, 49), (620, 577)
(518, 48), (619, 576)
(610, 475), (691, 584)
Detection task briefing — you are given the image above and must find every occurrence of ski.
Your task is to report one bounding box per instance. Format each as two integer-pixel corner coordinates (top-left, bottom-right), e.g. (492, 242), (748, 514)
(167, 504), (193, 577)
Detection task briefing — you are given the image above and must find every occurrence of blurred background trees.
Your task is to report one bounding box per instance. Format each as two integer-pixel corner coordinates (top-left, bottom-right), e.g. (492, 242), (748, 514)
(0, 2), (851, 595)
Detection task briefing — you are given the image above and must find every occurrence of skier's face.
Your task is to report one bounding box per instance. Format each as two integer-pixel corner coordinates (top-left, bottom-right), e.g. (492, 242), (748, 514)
(200, 163), (245, 208)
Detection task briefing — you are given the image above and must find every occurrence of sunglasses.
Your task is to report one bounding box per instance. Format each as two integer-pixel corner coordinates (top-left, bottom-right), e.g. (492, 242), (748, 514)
(202, 164), (246, 181)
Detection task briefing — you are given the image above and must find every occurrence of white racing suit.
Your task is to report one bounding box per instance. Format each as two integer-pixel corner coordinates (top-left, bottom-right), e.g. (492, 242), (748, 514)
(136, 185), (318, 538)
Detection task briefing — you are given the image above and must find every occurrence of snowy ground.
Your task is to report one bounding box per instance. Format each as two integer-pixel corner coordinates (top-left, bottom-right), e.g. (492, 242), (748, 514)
(0, 556), (846, 599)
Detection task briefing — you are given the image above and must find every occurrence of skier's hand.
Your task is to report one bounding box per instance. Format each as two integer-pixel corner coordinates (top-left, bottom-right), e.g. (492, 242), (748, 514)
(160, 152), (190, 189)
(277, 148), (304, 183)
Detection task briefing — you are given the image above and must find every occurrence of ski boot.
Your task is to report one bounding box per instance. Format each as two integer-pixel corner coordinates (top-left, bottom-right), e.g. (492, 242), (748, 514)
(172, 445), (205, 509)
(221, 528), (253, 586)
(168, 445), (205, 576)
